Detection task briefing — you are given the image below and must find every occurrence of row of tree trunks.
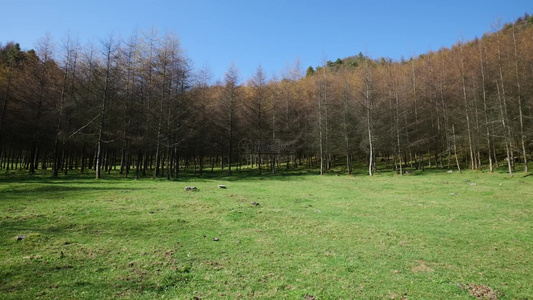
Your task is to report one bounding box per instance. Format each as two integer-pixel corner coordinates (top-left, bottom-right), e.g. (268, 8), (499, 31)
(1, 20), (532, 178)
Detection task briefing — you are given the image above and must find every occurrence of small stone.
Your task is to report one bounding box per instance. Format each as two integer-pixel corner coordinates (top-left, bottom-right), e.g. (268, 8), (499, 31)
(251, 201), (259, 206)
(212, 237), (219, 241)
(447, 170), (453, 173)
(16, 235), (26, 241)
(218, 185), (227, 189)
(449, 192), (457, 196)
(184, 186), (198, 191)
(469, 183), (477, 186)
(128, 261), (134, 267)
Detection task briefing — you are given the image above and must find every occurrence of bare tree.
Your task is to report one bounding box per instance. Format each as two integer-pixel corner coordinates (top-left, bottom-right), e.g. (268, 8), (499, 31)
(361, 59), (375, 176)
(495, 28), (514, 176)
(94, 36), (118, 179)
(511, 24), (528, 172)
(458, 41), (476, 170)
(246, 65), (269, 174)
(222, 63), (240, 175)
(30, 34), (56, 173)
(477, 40), (494, 172)
(52, 35), (79, 177)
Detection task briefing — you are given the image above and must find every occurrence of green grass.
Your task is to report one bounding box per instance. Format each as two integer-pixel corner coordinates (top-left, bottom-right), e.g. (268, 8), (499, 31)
(0, 169), (532, 299)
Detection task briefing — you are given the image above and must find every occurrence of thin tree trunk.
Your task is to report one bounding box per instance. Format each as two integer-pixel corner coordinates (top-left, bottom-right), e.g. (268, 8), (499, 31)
(395, 84), (403, 175)
(496, 82), (513, 176)
(459, 44), (475, 170)
(512, 25), (528, 172)
(53, 54), (71, 177)
(478, 42), (493, 172)
(318, 80), (324, 175)
(342, 82), (352, 175)
(96, 42), (113, 179)
(452, 124), (461, 173)
(364, 63), (374, 176)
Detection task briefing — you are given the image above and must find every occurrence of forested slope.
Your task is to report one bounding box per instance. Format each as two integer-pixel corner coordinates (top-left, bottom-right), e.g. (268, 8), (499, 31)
(1, 15), (532, 178)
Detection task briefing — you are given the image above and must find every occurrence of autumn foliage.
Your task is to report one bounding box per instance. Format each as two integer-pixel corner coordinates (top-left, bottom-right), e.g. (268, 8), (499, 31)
(1, 16), (532, 177)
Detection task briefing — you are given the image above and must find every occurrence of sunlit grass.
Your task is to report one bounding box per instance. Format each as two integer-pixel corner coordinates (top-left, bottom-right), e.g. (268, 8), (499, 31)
(0, 168), (531, 299)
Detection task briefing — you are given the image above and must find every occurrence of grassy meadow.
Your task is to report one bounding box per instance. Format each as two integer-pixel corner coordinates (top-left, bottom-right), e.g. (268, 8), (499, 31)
(0, 168), (532, 299)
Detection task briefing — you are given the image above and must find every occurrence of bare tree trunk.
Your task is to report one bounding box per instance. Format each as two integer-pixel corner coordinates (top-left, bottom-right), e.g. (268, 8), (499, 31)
(478, 41), (493, 172)
(512, 25), (528, 172)
(452, 124), (461, 173)
(53, 45), (73, 177)
(459, 44), (475, 170)
(496, 82), (513, 176)
(95, 38), (114, 179)
(364, 62), (374, 176)
(472, 76), (482, 170)
(341, 81), (352, 175)
(80, 142), (86, 174)
(411, 60), (421, 170)
(496, 34), (514, 176)
(318, 78), (324, 175)
(120, 40), (136, 176)
(395, 89), (403, 175)
(31, 60), (48, 174)
(153, 65), (167, 179)
(223, 64), (239, 176)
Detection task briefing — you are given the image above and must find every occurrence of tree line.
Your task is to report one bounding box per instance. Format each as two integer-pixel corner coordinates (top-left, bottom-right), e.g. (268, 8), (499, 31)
(1, 16), (532, 178)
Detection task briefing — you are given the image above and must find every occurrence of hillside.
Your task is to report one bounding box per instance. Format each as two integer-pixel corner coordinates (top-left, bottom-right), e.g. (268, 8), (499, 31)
(0, 14), (532, 177)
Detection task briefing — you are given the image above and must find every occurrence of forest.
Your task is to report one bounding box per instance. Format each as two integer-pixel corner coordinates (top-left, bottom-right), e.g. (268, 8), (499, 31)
(1, 15), (532, 179)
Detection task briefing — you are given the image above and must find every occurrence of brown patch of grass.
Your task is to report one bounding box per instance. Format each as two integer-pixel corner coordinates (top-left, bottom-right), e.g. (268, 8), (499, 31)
(461, 283), (500, 300)
(411, 260), (433, 273)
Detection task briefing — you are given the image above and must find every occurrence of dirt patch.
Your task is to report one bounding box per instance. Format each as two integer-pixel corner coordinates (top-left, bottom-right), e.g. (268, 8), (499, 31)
(206, 260), (223, 270)
(411, 260), (433, 273)
(388, 290), (408, 299)
(461, 283), (500, 300)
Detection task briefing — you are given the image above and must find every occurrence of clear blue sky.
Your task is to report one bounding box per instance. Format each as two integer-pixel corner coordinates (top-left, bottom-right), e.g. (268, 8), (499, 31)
(1, 0), (531, 82)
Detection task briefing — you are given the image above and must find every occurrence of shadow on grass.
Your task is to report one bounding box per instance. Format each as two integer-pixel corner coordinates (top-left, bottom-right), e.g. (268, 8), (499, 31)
(0, 174), (143, 203)
(2, 162), (529, 184)
(0, 184), (140, 199)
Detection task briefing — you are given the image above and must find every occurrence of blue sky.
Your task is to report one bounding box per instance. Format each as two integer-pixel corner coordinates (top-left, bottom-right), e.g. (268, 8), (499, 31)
(1, 0), (530, 82)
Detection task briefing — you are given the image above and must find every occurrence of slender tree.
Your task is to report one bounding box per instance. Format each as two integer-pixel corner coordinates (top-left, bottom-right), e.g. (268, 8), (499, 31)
(222, 63), (239, 175)
(94, 36), (117, 179)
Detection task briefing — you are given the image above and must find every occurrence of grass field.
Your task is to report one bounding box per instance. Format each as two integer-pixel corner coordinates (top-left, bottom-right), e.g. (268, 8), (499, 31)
(0, 168), (532, 299)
